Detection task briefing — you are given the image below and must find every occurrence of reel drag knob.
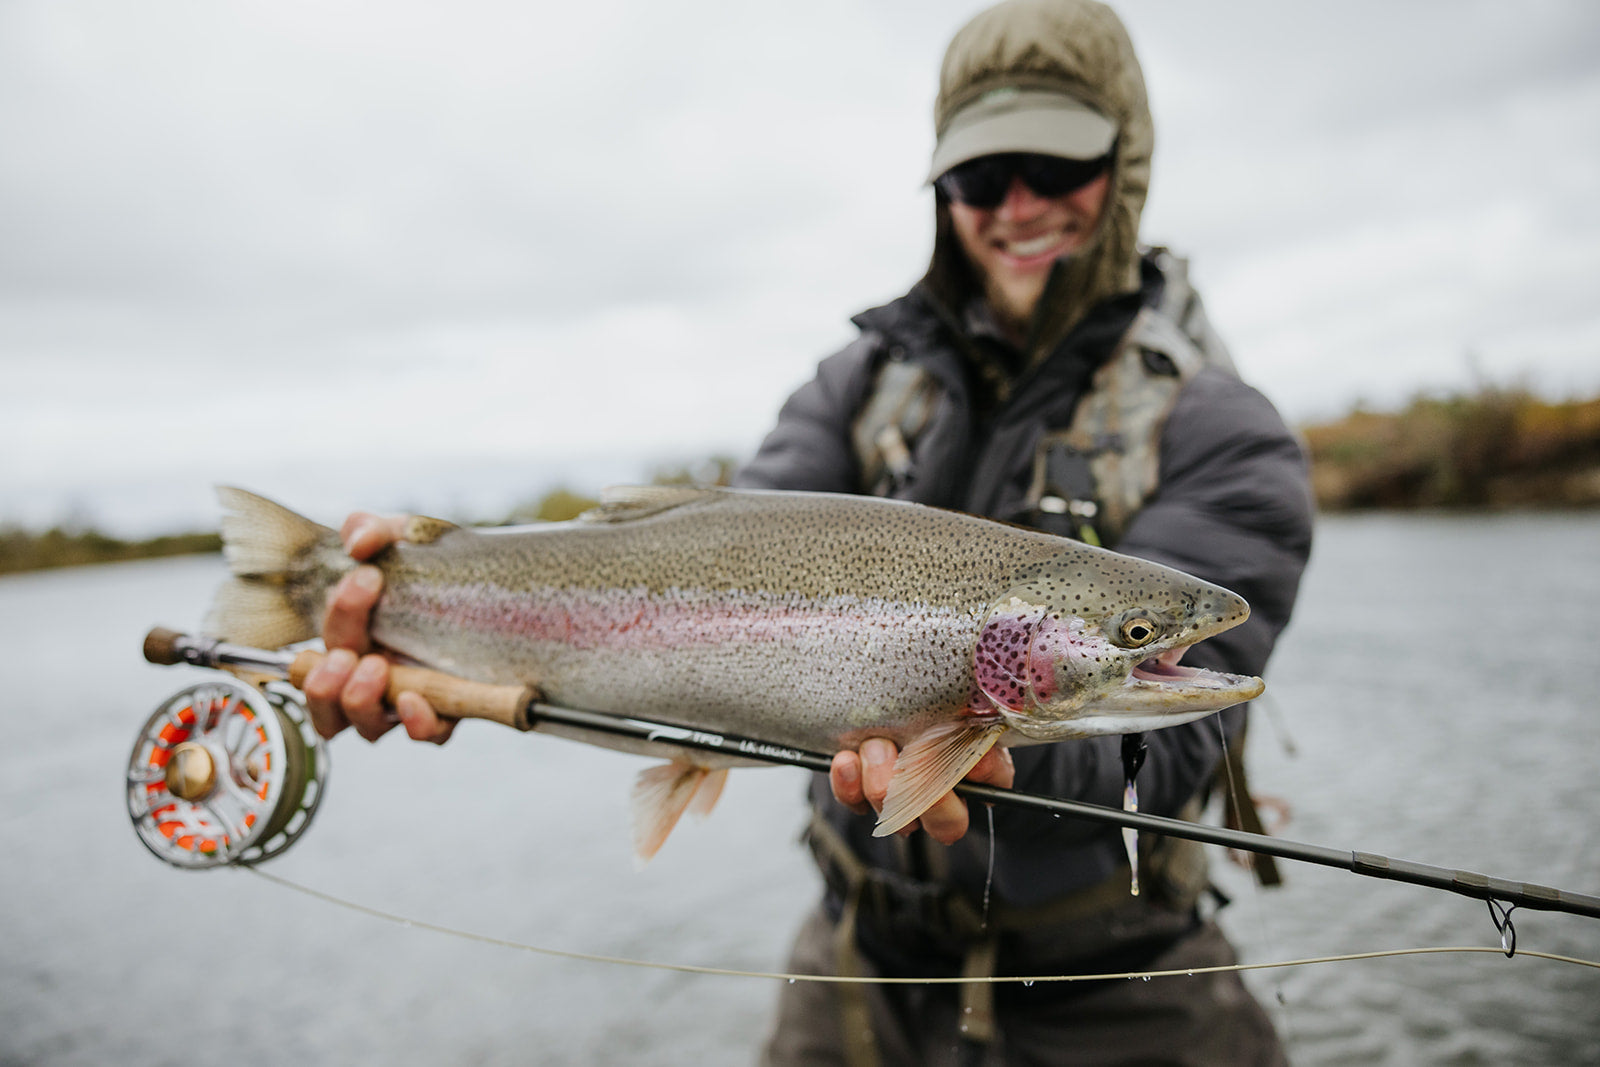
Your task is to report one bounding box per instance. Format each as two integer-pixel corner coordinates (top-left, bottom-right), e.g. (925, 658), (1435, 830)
(125, 674), (329, 868)
(165, 742), (218, 800)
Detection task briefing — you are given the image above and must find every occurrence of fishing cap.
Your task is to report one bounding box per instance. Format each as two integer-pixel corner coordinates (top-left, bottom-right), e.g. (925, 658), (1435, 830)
(927, 89), (1116, 181)
(930, 0), (1144, 177)
(923, 0), (1155, 357)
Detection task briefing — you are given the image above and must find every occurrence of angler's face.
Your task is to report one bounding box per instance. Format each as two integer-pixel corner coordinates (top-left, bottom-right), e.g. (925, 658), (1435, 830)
(948, 172), (1110, 333)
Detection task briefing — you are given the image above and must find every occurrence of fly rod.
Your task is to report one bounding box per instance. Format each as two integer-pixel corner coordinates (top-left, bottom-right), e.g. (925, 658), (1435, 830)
(132, 627), (1600, 923)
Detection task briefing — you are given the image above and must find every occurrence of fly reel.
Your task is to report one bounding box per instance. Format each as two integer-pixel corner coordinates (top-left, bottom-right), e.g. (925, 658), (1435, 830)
(126, 673), (328, 869)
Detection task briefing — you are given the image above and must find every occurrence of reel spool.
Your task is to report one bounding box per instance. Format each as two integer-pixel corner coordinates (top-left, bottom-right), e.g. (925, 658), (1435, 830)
(126, 673), (328, 869)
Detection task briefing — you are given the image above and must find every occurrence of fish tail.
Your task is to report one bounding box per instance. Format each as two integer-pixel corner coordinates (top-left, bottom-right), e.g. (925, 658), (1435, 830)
(205, 487), (346, 648)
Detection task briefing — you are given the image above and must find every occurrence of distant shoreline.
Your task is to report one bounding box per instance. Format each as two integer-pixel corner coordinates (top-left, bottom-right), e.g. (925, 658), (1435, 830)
(1303, 387), (1600, 512)
(5, 389), (1597, 575)
(0, 528), (222, 576)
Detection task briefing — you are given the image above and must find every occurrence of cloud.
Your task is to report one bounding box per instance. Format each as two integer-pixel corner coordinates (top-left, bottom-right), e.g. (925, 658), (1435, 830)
(2, 0), (1598, 530)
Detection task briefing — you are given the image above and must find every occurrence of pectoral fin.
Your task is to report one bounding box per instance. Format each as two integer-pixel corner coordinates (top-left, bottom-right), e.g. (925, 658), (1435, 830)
(630, 761), (728, 863)
(873, 719), (1007, 837)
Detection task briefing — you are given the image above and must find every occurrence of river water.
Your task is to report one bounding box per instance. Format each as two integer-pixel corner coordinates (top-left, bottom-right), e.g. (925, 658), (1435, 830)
(1, 512), (1597, 1065)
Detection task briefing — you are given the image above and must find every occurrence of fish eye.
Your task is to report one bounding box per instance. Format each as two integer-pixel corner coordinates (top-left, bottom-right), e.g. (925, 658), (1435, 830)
(1115, 616), (1158, 648)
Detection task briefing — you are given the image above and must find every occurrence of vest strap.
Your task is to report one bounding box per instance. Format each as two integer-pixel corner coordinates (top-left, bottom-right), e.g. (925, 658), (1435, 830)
(850, 352), (939, 496)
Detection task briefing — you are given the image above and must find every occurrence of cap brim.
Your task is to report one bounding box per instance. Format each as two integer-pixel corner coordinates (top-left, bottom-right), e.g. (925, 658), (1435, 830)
(928, 90), (1117, 183)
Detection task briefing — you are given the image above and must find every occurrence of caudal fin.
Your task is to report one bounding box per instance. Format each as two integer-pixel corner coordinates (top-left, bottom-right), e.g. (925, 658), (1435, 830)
(205, 487), (341, 648)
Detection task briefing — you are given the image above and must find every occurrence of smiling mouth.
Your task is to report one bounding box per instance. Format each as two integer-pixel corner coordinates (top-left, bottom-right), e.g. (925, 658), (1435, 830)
(995, 219), (1097, 265)
(1003, 232), (1064, 255)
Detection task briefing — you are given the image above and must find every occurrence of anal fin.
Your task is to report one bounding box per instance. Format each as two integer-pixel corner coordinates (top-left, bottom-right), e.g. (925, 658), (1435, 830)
(688, 767), (728, 819)
(873, 718), (1007, 837)
(631, 760), (713, 863)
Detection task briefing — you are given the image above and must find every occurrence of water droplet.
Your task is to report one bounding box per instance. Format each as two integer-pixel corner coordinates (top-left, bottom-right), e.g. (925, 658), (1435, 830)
(1141, 975), (1150, 982)
(980, 806), (996, 928)
(1023, 980), (1034, 988)
(787, 979), (795, 985)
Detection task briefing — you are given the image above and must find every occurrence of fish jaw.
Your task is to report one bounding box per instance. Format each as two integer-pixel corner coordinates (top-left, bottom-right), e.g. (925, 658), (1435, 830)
(974, 547), (1264, 740)
(1000, 647), (1264, 741)
(1118, 646), (1266, 712)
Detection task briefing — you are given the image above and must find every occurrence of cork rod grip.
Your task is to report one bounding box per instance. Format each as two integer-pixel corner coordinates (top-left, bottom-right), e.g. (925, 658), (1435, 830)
(287, 651), (537, 731)
(143, 626), (186, 666)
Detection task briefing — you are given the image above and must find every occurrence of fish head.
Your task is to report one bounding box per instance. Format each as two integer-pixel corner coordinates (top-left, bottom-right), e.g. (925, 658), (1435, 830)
(972, 547), (1265, 741)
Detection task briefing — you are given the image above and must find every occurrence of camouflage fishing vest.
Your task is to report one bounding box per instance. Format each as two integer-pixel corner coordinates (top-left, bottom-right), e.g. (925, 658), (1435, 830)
(852, 248), (1236, 548)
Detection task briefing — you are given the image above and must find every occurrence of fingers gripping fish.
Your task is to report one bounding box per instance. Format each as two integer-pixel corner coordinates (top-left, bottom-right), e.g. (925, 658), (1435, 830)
(207, 486), (1263, 859)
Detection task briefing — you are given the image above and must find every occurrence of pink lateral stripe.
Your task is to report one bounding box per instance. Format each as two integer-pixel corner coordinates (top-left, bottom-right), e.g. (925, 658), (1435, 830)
(392, 582), (958, 653)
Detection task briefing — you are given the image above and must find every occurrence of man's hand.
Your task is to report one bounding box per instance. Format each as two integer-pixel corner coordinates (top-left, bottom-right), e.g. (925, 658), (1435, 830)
(300, 512), (455, 745)
(829, 738), (1014, 845)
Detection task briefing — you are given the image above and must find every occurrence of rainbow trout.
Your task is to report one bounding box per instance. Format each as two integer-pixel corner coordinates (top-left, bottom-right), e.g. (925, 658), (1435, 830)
(210, 486), (1263, 857)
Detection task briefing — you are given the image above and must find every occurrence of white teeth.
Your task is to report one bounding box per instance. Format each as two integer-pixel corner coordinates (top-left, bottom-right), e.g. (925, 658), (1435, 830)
(1004, 234), (1062, 257)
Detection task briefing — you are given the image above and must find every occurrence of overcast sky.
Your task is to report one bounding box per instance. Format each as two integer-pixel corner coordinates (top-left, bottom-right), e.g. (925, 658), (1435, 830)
(3, 0), (1598, 533)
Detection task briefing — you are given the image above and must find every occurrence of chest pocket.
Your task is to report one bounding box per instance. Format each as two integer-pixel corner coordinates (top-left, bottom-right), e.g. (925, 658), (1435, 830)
(850, 249), (1231, 530)
(851, 349), (942, 497)
(1025, 308), (1202, 548)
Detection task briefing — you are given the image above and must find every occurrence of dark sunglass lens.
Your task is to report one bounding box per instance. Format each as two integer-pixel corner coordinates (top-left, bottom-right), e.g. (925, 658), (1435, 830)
(937, 152), (1111, 207)
(935, 155), (1014, 208)
(1018, 153), (1110, 197)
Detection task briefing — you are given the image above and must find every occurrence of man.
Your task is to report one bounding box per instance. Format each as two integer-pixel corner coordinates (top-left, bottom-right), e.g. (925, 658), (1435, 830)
(308, 1), (1312, 1062)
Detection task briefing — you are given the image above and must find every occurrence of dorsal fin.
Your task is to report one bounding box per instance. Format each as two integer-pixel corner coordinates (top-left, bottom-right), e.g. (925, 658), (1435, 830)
(402, 515), (459, 544)
(580, 485), (717, 524)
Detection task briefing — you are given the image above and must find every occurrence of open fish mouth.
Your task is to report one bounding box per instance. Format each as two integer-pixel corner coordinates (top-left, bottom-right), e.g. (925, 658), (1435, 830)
(1008, 642), (1264, 742)
(1131, 647), (1225, 685)
(1132, 647), (1198, 681)
(1125, 646), (1263, 700)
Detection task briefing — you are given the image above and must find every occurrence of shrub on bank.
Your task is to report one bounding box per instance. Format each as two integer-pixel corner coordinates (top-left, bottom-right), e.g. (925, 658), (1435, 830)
(1303, 389), (1600, 511)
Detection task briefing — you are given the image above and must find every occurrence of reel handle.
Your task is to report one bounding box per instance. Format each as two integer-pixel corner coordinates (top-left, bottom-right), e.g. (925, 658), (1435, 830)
(285, 651), (538, 732)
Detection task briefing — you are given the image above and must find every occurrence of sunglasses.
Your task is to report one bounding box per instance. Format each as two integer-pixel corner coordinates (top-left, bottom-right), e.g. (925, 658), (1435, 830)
(934, 151), (1113, 209)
